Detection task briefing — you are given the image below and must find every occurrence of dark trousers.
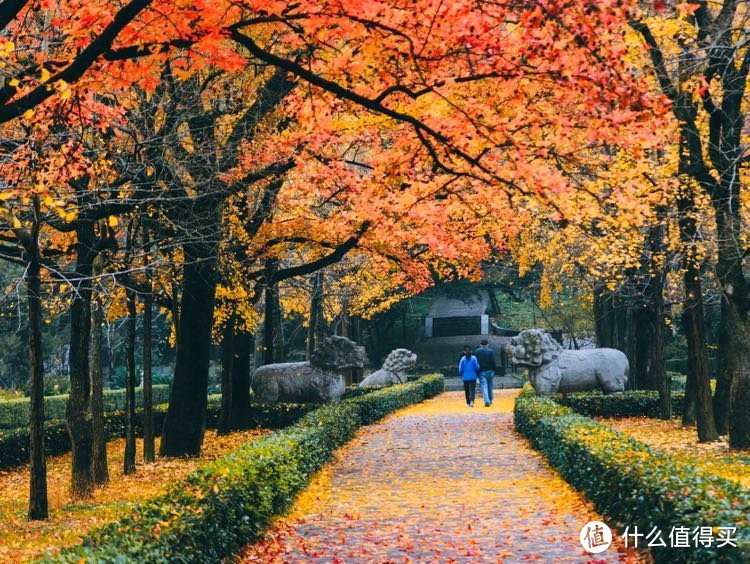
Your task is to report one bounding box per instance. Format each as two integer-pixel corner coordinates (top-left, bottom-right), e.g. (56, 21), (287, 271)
(463, 380), (477, 404)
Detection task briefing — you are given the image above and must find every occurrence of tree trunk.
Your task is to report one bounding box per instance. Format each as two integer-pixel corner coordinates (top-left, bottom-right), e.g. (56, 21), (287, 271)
(714, 299), (736, 435)
(218, 315), (234, 436)
(26, 202), (48, 520)
(681, 277), (717, 441)
(160, 243), (218, 457)
(272, 286), (284, 363)
(306, 271), (323, 359)
(646, 222), (670, 420)
(676, 179), (716, 438)
(91, 296), (109, 484)
(142, 277), (154, 463)
(67, 222), (95, 498)
(682, 358), (697, 426)
(712, 179), (748, 447)
(633, 302), (653, 390)
(262, 278), (283, 365)
(623, 304), (637, 390)
(230, 329), (252, 428)
(593, 283), (614, 348)
(124, 287), (137, 474)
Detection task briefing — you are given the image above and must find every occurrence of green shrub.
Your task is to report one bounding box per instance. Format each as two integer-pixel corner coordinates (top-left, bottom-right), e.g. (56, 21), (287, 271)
(0, 396), (313, 471)
(340, 385), (380, 400)
(515, 386), (749, 563)
(0, 388), (24, 401)
(559, 389), (686, 418)
(48, 374), (443, 563)
(0, 385), (172, 429)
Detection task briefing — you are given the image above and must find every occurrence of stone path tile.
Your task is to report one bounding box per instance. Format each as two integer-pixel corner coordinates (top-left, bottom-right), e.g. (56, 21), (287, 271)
(239, 391), (646, 563)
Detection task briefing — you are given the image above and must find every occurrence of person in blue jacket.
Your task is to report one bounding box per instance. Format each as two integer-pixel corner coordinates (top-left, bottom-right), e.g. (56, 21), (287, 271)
(458, 345), (480, 407)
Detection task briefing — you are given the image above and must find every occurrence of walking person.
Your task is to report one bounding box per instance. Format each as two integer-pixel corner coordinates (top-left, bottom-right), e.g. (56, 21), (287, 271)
(458, 345), (480, 407)
(475, 339), (497, 407)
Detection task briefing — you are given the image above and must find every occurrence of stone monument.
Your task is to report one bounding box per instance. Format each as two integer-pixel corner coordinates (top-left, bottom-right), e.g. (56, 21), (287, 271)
(506, 329), (628, 394)
(359, 348), (417, 388)
(252, 336), (365, 403)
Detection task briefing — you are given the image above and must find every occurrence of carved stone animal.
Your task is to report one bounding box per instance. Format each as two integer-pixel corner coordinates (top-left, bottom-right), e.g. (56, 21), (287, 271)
(506, 329), (628, 394)
(252, 336), (365, 403)
(359, 348), (417, 388)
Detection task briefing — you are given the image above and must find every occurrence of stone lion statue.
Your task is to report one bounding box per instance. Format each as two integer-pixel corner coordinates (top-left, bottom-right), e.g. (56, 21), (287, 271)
(359, 348), (417, 388)
(506, 329), (628, 394)
(252, 336), (365, 403)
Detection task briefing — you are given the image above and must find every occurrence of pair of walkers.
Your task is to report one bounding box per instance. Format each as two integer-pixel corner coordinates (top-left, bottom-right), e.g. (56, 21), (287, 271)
(458, 339), (496, 407)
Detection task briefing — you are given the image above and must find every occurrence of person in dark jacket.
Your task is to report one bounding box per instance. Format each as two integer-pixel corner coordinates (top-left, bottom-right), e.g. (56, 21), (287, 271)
(475, 339), (497, 407)
(458, 345), (480, 407)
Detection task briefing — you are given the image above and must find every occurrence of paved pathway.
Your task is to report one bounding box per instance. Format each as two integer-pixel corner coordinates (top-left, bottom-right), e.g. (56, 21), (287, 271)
(240, 391), (644, 562)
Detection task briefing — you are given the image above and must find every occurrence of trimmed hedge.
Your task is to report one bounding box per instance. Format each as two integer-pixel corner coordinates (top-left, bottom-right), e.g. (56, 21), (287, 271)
(0, 385), (172, 429)
(514, 386), (749, 563)
(0, 396), (314, 471)
(558, 389), (686, 418)
(48, 374), (444, 563)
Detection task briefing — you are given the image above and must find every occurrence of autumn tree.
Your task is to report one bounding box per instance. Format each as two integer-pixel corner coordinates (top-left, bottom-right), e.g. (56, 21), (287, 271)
(1, 0), (666, 463)
(631, 0), (750, 445)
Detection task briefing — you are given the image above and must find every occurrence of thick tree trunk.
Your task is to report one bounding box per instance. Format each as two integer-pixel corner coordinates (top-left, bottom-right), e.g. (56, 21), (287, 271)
(142, 280), (154, 463)
(714, 299), (737, 435)
(682, 360), (697, 426)
(646, 223), (670, 420)
(594, 283), (615, 348)
(633, 303), (653, 390)
(713, 182), (749, 447)
(91, 296), (109, 484)
(681, 276), (718, 441)
(160, 243), (218, 457)
(677, 180), (717, 439)
(218, 315), (234, 436)
(624, 304), (637, 390)
(67, 222), (95, 498)
(732, 351), (750, 448)
(230, 329), (252, 428)
(26, 207), (48, 520)
(306, 271), (323, 359)
(124, 288), (137, 474)
(262, 280), (283, 365)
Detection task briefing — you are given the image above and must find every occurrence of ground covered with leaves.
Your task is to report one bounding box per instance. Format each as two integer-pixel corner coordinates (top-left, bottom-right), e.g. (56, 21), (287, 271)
(603, 417), (750, 489)
(0, 429), (266, 561)
(240, 391), (643, 562)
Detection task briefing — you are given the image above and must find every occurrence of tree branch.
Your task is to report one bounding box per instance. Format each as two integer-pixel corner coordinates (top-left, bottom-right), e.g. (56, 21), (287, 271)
(0, 0), (153, 123)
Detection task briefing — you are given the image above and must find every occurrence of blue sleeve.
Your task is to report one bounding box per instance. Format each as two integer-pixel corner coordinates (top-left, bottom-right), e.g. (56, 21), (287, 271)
(472, 357), (480, 372)
(458, 357), (465, 375)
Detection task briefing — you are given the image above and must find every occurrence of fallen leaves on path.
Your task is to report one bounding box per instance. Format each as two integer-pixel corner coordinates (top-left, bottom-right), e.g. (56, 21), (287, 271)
(0, 428), (267, 562)
(240, 391), (645, 562)
(603, 416), (750, 488)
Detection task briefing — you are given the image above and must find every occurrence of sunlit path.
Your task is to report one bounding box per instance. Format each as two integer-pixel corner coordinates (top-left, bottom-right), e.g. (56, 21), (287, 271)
(239, 390), (643, 562)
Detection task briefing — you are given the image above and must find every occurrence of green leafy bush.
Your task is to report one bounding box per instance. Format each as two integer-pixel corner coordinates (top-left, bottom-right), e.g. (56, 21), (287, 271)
(0, 396), (313, 471)
(558, 389), (686, 418)
(340, 385), (380, 400)
(515, 386), (749, 563)
(47, 374), (443, 563)
(0, 385), (173, 429)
